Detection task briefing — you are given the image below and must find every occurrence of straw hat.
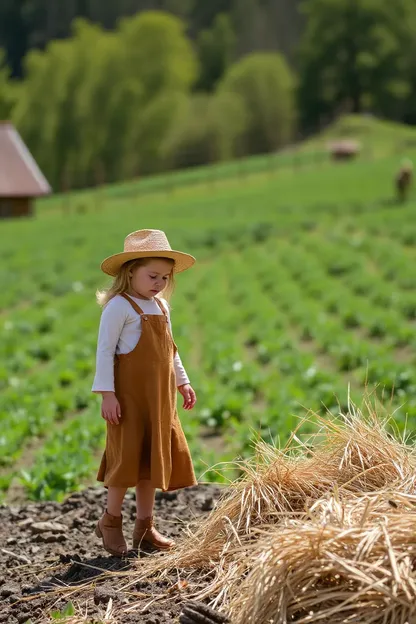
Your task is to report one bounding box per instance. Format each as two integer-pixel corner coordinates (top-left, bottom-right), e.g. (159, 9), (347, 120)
(101, 229), (195, 276)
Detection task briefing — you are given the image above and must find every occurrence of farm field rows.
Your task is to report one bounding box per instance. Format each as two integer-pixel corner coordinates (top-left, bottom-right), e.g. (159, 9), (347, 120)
(1, 145), (416, 502)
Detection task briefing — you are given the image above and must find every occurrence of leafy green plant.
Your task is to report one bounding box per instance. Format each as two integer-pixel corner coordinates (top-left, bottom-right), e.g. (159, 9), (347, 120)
(51, 602), (75, 619)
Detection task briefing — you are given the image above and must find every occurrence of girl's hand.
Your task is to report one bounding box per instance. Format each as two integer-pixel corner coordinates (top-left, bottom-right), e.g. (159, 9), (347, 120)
(101, 392), (121, 425)
(178, 384), (197, 410)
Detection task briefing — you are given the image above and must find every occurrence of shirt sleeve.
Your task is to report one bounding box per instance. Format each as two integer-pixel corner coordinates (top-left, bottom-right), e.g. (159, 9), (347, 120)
(161, 299), (190, 387)
(91, 298), (127, 392)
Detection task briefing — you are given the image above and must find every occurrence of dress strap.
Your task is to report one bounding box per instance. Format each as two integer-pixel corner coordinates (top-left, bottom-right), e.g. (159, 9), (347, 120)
(154, 297), (169, 322)
(121, 293), (145, 316)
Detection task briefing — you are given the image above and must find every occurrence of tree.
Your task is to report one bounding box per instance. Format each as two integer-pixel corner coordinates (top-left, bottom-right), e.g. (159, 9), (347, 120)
(219, 52), (296, 154)
(209, 90), (248, 159)
(231, 0), (262, 56)
(118, 11), (197, 174)
(162, 91), (247, 167)
(298, 0), (416, 131)
(190, 0), (233, 32)
(12, 46), (63, 184)
(0, 0), (29, 78)
(163, 0), (194, 19)
(13, 19), (106, 190)
(195, 13), (236, 92)
(0, 50), (16, 119)
(69, 21), (123, 186)
(119, 10), (196, 104)
(230, 0), (304, 60)
(12, 11), (198, 189)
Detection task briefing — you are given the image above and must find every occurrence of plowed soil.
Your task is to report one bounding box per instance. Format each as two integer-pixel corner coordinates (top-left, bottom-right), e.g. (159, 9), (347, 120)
(0, 484), (225, 623)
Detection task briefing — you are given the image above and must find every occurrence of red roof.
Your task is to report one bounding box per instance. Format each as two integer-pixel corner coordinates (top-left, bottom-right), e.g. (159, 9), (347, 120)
(0, 122), (51, 197)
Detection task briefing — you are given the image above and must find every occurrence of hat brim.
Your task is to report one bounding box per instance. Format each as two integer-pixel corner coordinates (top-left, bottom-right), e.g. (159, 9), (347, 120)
(101, 250), (195, 276)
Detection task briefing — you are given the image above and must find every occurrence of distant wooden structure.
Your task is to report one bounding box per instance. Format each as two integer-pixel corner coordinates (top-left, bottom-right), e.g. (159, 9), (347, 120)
(0, 121), (51, 219)
(328, 140), (361, 162)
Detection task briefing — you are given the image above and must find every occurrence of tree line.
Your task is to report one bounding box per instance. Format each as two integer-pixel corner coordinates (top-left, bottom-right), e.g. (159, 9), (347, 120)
(0, 0), (416, 191)
(0, 0), (303, 79)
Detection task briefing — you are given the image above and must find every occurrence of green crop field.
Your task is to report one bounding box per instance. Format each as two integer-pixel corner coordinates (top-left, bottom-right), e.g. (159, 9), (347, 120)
(2, 117), (416, 503)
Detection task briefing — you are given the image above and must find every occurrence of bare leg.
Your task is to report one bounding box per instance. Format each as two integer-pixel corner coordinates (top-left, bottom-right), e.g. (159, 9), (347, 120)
(107, 486), (127, 516)
(135, 480), (155, 518)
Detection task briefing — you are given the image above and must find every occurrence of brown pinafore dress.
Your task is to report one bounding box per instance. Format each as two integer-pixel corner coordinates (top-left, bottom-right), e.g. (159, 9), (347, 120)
(97, 293), (197, 492)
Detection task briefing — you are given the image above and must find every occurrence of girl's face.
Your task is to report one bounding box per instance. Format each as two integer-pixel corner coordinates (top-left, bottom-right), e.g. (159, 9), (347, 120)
(128, 258), (173, 299)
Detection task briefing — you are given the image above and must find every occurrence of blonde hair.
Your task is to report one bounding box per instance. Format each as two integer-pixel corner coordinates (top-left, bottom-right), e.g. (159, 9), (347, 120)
(96, 257), (176, 307)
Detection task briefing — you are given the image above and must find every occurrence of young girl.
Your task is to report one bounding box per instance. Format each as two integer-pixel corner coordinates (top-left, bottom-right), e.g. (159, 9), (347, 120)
(92, 229), (198, 557)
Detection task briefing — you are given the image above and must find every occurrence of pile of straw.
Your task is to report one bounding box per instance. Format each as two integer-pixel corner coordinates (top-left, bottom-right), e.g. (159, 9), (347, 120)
(228, 491), (416, 623)
(120, 399), (416, 623)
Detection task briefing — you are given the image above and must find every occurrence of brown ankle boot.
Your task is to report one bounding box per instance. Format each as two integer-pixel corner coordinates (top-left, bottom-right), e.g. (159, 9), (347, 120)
(95, 511), (128, 557)
(133, 516), (175, 550)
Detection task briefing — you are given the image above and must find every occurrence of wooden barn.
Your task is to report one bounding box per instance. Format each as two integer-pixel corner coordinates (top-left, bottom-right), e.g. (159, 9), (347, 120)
(0, 121), (51, 219)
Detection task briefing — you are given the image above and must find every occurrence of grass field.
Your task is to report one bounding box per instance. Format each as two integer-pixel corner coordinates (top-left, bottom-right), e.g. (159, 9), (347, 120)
(1, 116), (416, 503)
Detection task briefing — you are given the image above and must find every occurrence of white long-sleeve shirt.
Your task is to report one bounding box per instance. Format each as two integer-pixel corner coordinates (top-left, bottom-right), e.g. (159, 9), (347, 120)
(92, 294), (190, 392)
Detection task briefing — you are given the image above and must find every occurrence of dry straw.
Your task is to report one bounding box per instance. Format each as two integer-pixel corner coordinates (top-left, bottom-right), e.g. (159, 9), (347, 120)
(120, 397), (416, 623)
(227, 491), (416, 623)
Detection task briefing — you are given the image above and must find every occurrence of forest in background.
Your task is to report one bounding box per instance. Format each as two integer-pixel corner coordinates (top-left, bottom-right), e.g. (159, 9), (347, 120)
(0, 0), (304, 78)
(1, 0), (416, 191)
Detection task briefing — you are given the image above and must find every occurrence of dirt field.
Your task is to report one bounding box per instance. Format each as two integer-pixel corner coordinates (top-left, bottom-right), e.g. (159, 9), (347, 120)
(0, 484), (225, 623)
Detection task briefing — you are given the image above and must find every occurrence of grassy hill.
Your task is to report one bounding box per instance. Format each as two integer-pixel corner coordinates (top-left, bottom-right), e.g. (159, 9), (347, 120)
(303, 114), (416, 157)
(1, 116), (416, 503)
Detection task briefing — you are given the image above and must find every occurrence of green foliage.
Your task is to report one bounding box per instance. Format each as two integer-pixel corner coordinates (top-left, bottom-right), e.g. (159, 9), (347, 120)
(164, 0), (195, 19)
(163, 94), (215, 168)
(7, 0), (416, 151)
(119, 11), (196, 102)
(163, 91), (247, 167)
(195, 13), (236, 92)
(298, 0), (416, 129)
(114, 9), (198, 178)
(13, 21), (103, 189)
(4, 10), (299, 191)
(210, 91), (248, 159)
(219, 52), (296, 154)
(12, 12), (197, 189)
(20, 407), (104, 501)
(51, 602), (75, 619)
(0, 49), (16, 119)
(9, 1), (416, 190)
(71, 26), (125, 186)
